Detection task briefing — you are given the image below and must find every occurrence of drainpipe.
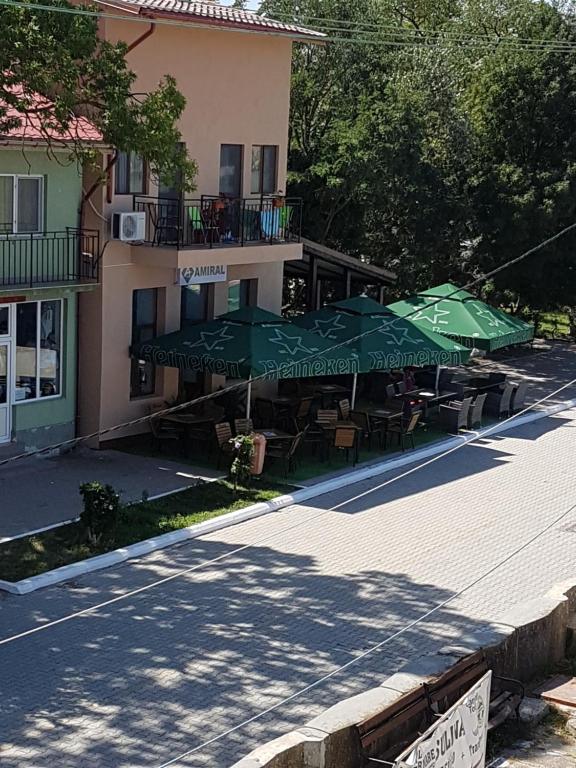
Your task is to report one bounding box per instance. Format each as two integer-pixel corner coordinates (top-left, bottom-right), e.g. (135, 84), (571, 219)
(126, 21), (156, 53)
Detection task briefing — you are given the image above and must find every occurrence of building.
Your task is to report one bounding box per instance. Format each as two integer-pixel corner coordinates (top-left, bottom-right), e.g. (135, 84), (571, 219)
(0, 99), (101, 449)
(77, 0), (322, 443)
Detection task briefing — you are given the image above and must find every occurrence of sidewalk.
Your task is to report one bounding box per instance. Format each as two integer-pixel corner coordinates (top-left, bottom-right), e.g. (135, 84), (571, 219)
(0, 448), (223, 540)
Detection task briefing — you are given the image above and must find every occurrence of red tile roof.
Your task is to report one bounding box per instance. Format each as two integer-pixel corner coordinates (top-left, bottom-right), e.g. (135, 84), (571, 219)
(100, 0), (325, 39)
(1, 87), (103, 143)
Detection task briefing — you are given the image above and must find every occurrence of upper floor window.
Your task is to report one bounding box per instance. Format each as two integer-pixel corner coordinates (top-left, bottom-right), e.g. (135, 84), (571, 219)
(219, 144), (243, 198)
(251, 146), (278, 195)
(115, 152), (146, 195)
(0, 175), (43, 234)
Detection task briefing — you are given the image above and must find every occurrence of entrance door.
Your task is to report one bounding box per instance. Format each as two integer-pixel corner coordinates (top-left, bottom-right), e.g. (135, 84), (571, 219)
(0, 341), (11, 444)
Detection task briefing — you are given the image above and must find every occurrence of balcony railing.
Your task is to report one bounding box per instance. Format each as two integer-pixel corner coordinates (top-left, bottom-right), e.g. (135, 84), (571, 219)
(133, 195), (302, 249)
(0, 229), (100, 289)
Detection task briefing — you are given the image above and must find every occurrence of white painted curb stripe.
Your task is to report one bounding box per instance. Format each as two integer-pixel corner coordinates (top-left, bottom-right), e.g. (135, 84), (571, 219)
(2, 398), (574, 596)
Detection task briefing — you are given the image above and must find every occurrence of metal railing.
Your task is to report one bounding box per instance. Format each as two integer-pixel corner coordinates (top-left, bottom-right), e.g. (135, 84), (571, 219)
(133, 195), (303, 249)
(0, 229), (100, 288)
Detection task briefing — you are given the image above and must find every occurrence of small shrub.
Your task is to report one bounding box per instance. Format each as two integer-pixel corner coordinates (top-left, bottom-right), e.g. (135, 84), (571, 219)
(229, 434), (254, 490)
(79, 482), (121, 546)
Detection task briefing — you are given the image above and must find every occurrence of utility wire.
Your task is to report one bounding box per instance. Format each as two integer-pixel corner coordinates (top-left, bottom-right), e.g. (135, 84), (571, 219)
(1, 374), (574, 653)
(2, 0), (576, 53)
(155, 465), (576, 767)
(2, 219), (575, 469)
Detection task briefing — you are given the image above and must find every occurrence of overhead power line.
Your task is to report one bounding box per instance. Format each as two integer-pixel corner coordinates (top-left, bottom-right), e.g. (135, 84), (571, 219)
(2, 0), (576, 53)
(2, 219), (576, 469)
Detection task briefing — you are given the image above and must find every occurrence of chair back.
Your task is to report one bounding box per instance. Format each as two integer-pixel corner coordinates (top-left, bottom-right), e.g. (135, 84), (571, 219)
(396, 380), (407, 395)
(215, 422), (232, 447)
(460, 396), (474, 416)
(338, 399), (351, 421)
(351, 411), (369, 431)
(512, 381), (529, 411)
(500, 382), (515, 411)
(288, 430), (305, 459)
(334, 426), (357, 449)
(317, 409), (338, 423)
(385, 384), (396, 400)
(234, 418), (253, 435)
(296, 397), (313, 420)
(405, 412), (421, 434)
(471, 393), (487, 422)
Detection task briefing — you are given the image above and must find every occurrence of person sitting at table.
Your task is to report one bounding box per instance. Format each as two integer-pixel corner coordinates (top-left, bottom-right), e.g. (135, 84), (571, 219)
(402, 366), (417, 392)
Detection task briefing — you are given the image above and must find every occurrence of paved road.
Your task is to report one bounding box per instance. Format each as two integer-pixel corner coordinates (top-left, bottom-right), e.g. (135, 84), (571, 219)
(1, 406), (576, 767)
(0, 448), (223, 540)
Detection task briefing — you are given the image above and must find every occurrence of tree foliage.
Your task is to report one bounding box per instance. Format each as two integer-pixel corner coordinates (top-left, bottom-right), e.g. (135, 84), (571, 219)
(263, 0), (576, 310)
(0, 0), (197, 189)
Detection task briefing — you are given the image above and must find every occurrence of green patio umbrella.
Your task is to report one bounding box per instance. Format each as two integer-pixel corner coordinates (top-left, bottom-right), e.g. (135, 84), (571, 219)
(387, 283), (534, 352)
(293, 296), (471, 406)
(132, 306), (359, 417)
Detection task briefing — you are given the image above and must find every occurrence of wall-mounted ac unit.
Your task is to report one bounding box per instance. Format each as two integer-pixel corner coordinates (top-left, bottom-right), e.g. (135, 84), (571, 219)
(112, 211), (146, 242)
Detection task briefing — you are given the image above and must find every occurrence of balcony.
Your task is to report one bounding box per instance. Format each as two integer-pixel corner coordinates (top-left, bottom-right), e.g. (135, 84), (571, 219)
(133, 195), (302, 250)
(0, 229), (100, 290)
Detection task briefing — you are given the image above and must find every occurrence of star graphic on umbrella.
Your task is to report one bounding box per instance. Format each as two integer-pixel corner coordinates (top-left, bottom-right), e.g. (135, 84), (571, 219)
(311, 314), (346, 339)
(378, 319), (424, 346)
(269, 329), (315, 355)
(411, 302), (451, 326)
(184, 327), (234, 352)
(474, 306), (506, 328)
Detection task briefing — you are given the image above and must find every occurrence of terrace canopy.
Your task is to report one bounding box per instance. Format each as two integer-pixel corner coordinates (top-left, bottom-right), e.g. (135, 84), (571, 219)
(132, 306), (360, 416)
(388, 283), (534, 352)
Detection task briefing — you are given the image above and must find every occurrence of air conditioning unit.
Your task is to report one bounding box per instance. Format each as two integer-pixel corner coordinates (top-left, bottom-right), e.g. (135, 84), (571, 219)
(112, 211), (146, 242)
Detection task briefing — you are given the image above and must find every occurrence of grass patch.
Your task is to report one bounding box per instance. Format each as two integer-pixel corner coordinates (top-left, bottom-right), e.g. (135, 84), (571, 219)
(0, 480), (289, 583)
(538, 311), (571, 338)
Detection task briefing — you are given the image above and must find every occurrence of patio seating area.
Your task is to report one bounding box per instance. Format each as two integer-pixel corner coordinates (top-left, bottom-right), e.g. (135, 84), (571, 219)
(130, 364), (530, 484)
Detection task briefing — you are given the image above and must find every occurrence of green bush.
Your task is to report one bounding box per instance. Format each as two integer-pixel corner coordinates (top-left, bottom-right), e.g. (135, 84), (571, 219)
(229, 434), (254, 490)
(79, 482), (121, 546)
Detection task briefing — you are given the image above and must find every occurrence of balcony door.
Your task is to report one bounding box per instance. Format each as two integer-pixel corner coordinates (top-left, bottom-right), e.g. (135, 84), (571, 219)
(219, 145), (243, 198)
(0, 341), (11, 443)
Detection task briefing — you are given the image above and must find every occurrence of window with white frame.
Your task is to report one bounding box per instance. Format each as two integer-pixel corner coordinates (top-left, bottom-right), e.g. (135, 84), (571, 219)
(0, 175), (44, 234)
(15, 300), (62, 401)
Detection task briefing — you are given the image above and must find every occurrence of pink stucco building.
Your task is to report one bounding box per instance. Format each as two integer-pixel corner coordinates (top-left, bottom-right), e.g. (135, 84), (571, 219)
(77, 0), (322, 442)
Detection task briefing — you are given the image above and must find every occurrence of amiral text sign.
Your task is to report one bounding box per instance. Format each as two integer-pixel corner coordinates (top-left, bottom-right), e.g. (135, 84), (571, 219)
(178, 265), (227, 286)
(395, 672), (491, 768)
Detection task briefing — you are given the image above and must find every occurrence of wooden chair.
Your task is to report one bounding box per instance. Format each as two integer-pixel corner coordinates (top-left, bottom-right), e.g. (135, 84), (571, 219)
(149, 411), (184, 454)
(317, 409), (338, 424)
(331, 426), (359, 465)
(386, 412), (421, 452)
(234, 418), (254, 435)
(338, 399), (351, 421)
(214, 422), (234, 468)
(265, 430), (305, 478)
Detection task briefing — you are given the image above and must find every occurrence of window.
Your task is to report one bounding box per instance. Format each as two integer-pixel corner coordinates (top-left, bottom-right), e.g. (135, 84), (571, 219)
(228, 279), (257, 313)
(181, 284), (211, 328)
(251, 146), (278, 195)
(130, 288), (157, 398)
(0, 175), (43, 234)
(115, 152), (146, 195)
(0, 307), (8, 336)
(15, 299), (62, 401)
(219, 145), (243, 197)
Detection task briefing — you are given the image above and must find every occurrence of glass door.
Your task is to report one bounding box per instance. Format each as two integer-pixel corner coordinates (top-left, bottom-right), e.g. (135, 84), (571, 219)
(0, 341), (11, 443)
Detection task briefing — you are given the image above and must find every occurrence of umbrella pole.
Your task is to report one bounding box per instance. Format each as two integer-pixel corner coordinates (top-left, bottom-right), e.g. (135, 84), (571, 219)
(351, 373), (358, 409)
(435, 366), (442, 395)
(246, 377), (252, 419)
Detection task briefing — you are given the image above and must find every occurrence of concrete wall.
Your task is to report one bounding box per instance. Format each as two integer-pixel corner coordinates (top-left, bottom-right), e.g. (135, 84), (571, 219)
(232, 580), (576, 768)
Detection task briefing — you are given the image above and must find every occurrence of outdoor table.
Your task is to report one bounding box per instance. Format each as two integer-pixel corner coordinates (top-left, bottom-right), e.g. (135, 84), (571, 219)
(256, 428), (293, 442)
(365, 407), (403, 423)
(162, 413), (216, 425)
(316, 420), (361, 431)
(314, 384), (352, 408)
(161, 413), (216, 454)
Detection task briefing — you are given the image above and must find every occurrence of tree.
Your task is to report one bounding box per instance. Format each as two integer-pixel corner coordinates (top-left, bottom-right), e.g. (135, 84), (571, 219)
(1, 0), (197, 189)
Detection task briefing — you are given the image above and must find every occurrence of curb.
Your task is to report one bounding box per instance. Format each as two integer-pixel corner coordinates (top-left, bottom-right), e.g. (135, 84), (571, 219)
(2, 398), (574, 595)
